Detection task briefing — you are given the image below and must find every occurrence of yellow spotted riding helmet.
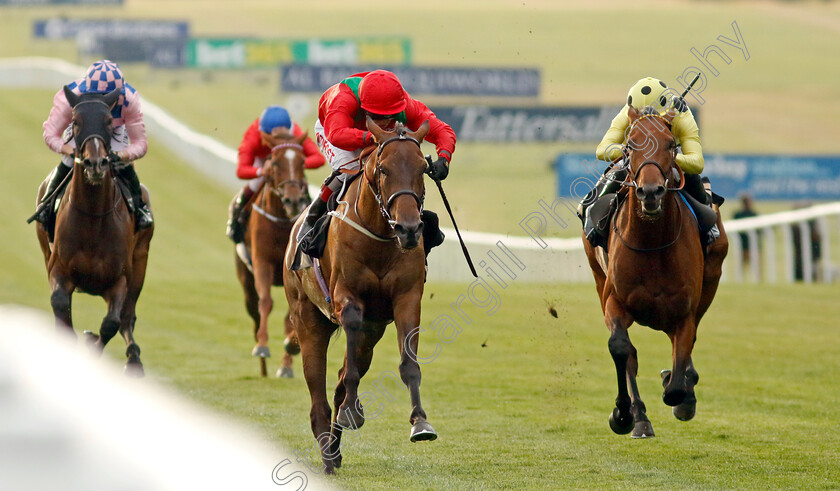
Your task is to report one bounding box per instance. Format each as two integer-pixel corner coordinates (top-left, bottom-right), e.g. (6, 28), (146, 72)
(626, 77), (672, 114)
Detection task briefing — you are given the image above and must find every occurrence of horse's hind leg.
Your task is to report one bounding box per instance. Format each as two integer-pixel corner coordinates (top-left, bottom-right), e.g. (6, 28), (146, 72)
(662, 318), (697, 408)
(120, 235), (152, 377)
(662, 357), (699, 421)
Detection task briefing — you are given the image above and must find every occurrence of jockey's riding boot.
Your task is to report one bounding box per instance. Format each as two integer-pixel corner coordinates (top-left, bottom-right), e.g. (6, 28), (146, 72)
(226, 187), (254, 243)
(421, 210), (445, 257)
(684, 173), (710, 206)
(578, 167), (626, 223)
(297, 197), (328, 245)
(117, 164), (153, 231)
(29, 162), (71, 225)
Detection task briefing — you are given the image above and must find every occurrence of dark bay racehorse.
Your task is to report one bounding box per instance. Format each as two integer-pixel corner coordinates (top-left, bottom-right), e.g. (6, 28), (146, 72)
(35, 86), (154, 377)
(583, 106), (728, 437)
(283, 118), (435, 474)
(235, 132), (310, 377)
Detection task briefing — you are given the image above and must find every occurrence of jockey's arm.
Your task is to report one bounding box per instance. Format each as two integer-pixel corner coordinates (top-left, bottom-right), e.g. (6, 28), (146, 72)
(405, 99), (456, 162)
(596, 107), (630, 162)
(120, 91), (148, 163)
(236, 121), (262, 180)
(43, 88), (73, 155)
(672, 110), (704, 175)
(292, 122), (326, 169)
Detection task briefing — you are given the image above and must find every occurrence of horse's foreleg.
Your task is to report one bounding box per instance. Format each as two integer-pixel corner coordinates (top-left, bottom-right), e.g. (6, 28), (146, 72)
(625, 341), (654, 438)
(119, 295), (143, 377)
(252, 261), (274, 361)
(394, 292), (437, 442)
(333, 292), (366, 431)
(605, 297), (637, 436)
(49, 275), (75, 335)
(663, 318), (697, 407)
(96, 276), (128, 353)
(278, 310), (298, 378)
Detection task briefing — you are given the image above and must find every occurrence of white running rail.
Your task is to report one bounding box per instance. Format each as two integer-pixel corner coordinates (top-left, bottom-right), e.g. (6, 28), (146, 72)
(3, 57), (837, 283)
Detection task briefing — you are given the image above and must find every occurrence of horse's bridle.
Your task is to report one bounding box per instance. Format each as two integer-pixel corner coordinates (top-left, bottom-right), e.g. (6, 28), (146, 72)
(71, 99), (114, 169)
(366, 132), (425, 228)
(255, 142), (310, 223)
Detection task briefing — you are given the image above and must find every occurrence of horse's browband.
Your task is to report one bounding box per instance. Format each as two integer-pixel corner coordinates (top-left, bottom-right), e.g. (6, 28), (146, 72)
(271, 143), (303, 152)
(376, 133), (421, 157)
(628, 113), (671, 135)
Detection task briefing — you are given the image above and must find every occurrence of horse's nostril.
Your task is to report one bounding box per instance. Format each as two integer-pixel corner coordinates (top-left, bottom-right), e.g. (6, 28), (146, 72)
(656, 185), (666, 197)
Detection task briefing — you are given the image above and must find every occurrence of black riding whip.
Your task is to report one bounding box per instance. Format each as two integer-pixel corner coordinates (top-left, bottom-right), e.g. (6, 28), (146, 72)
(679, 72), (702, 100)
(425, 156), (477, 277)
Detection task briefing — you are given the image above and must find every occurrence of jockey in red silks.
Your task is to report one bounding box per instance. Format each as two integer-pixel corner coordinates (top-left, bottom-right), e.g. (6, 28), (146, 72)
(297, 69), (456, 256)
(33, 60), (153, 230)
(225, 105), (325, 243)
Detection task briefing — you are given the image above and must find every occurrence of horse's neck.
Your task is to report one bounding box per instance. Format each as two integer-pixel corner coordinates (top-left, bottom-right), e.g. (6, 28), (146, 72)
(69, 167), (118, 214)
(354, 171), (394, 239)
(258, 184), (287, 219)
(621, 193), (682, 248)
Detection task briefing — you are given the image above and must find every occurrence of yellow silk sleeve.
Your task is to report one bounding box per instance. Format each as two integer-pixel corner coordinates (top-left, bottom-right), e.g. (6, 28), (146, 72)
(595, 106), (630, 162)
(672, 109), (704, 174)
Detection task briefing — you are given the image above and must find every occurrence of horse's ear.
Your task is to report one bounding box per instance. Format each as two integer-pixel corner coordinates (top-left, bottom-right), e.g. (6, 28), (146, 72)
(63, 85), (79, 108)
(410, 120), (430, 143)
(627, 105), (640, 124)
(295, 131), (307, 145)
(103, 88), (121, 109)
(365, 115), (387, 143)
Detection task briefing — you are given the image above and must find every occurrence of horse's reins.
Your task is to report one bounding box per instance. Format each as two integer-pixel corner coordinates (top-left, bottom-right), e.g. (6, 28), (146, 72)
(612, 113), (687, 252)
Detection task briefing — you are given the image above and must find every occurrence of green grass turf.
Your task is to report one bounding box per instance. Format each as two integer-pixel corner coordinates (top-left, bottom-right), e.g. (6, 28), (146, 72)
(2, 87), (840, 489)
(3, 3), (840, 488)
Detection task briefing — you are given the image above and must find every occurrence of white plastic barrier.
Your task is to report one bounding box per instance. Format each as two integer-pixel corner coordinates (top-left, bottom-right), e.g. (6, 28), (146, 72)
(3, 57), (837, 284)
(724, 202), (840, 284)
(0, 306), (333, 491)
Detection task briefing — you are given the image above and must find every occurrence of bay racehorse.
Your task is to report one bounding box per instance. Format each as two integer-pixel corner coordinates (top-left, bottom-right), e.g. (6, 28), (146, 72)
(583, 105), (728, 437)
(283, 118), (436, 474)
(35, 86), (154, 377)
(235, 132), (310, 377)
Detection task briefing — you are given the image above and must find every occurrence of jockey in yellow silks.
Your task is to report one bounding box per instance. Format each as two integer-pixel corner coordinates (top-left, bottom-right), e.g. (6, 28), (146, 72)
(580, 76), (720, 247)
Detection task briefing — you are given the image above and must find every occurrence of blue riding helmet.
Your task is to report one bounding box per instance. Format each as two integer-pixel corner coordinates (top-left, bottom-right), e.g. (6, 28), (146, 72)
(259, 105), (292, 134)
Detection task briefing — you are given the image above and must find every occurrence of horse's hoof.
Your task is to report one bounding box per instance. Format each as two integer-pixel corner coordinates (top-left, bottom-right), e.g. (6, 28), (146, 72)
(609, 407), (633, 435)
(336, 406), (364, 430)
(663, 388), (688, 407)
(333, 453), (342, 469)
(673, 394), (697, 421)
(252, 345), (271, 358)
(124, 363), (145, 378)
(284, 336), (301, 355)
(83, 330), (99, 345)
(410, 420), (438, 442)
(323, 462), (336, 475)
(631, 421), (655, 438)
(276, 367), (294, 378)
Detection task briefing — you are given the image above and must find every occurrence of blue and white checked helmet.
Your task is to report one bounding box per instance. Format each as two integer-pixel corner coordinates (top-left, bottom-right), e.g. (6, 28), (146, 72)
(81, 60), (124, 94)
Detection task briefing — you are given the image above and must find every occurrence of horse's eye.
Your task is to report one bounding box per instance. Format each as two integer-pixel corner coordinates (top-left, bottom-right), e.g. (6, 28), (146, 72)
(380, 168), (390, 177)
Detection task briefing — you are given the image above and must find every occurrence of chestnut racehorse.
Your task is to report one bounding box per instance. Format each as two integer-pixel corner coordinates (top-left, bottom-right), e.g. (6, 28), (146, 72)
(35, 86), (154, 376)
(283, 118), (436, 474)
(583, 105), (728, 438)
(235, 132), (310, 377)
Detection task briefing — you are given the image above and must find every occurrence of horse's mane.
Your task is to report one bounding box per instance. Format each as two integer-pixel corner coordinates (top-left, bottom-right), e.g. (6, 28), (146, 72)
(640, 106), (659, 117)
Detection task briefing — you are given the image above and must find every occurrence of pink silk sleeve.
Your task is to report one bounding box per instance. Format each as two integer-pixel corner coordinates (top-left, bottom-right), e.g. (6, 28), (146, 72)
(121, 90), (148, 162)
(42, 88), (72, 154)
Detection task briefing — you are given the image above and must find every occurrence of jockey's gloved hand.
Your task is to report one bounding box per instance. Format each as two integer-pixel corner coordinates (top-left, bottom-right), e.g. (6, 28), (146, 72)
(107, 151), (122, 165)
(670, 96), (688, 113)
(428, 156), (449, 181)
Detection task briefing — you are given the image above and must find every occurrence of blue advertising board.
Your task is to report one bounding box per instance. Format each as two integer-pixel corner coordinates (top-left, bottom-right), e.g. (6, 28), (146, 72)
(33, 18), (188, 42)
(555, 152), (840, 200)
(281, 65), (540, 97)
(100, 37), (186, 66)
(429, 105), (620, 142)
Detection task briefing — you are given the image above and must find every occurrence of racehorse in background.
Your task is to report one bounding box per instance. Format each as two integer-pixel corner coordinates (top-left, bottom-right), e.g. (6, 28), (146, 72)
(284, 118), (436, 474)
(35, 86), (154, 377)
(582, 105), (728, 438)
(235, 132), (310, 377)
